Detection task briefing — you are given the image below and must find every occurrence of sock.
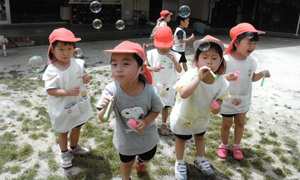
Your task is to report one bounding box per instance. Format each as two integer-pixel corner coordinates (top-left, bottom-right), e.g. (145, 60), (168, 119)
(197, 156), (206, 163)
(70, 145), (77, 150)
(61, 150), (68, 153)
(176, 159), (185, 164)
(161, 122), (167, 125)
(221, 143), (229, 146)
(233, 144), (240, 147)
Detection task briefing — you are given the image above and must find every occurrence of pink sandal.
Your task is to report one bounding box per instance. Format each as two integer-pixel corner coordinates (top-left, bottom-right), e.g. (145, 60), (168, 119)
(232, 146), (244, 160)
(218, 145), (229, 159)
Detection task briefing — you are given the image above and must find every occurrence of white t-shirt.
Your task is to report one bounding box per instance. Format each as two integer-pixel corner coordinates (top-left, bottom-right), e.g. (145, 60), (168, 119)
(172, 27), (186, 52)
(147, 49), (181, 106)
(42, 58), (94, 133)
(220, 54), (257, 114)
(150, 20), (167, 38)
(170, 68), (229, 135)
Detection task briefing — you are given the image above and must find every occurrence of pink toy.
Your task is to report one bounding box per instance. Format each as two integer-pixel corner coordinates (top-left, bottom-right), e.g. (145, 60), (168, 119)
(76, 85), (80, 88)
(211, 101), (218, 109)
(129, 119), (137, 129)
(234, 71), (239, 82)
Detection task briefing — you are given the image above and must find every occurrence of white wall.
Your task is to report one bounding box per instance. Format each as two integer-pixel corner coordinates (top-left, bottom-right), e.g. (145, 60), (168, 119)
(122, 0), (150, 20)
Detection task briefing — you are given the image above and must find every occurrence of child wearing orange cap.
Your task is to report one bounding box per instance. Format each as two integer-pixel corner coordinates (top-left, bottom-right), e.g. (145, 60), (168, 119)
(218, 23), (271, 160)
(42, 28), (94, 168)
(143, 10), (173, 50)
(96, 41), (164, 180)
(146, 26), (182, 136)
(170, 35), (230, 179)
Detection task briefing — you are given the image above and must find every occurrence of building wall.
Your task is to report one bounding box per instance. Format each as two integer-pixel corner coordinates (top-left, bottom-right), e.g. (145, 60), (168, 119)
(178, 0), (209, 21)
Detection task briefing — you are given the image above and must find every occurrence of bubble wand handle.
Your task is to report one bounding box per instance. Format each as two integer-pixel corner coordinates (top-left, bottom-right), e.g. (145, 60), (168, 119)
(210, 70), (218, 79)
(129, 119), (137, 129)
(261, 71), (267, 87)
(211, 101), (219, 109)
(234, 71), (239, 82)
(158, 59), (165, 69)
(103, 98), (114, 120)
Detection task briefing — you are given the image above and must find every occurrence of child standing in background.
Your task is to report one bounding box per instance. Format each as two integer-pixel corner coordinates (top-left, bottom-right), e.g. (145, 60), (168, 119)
(172, 15), (195, 72)
(146, 26), (182, 136)
(42, 28), (93, 168)
(143, 10), (173, 50)
(219, 23), (271, 160)
(170, 35), (230, 179)
(96, 41), (164, 180)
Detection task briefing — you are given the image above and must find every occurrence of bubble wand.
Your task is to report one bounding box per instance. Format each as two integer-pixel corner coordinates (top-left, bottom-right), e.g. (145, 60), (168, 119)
(211, 101), (219, 109)
(210, 70), (218, 79)
(157, 58), (165, 69)
(103, 97), (114, 120)
(261, 71), (267, 87)
(129, 119), (137, 129)
(234, 71), (239, 82)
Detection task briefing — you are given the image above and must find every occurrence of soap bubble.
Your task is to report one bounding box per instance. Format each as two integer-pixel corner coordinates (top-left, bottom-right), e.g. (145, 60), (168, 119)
(27, 55), (46, 73)
(115, 20), (125, 30)
(93, 19), (103, 29)
(90, 1), (102, 13)
(246, 32), (254, 39)
(179, 5), (191, 18)
(198, 39), (210, 51)
(74, 48), (83, 58)
(0, 99), (19, 123)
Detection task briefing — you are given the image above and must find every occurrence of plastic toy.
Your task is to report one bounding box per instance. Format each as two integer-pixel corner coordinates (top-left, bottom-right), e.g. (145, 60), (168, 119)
(210, 70), (217, 79)
(129, 119), (137, 129)
(211, 101), (218, 109)
(234, 71), (239, 82)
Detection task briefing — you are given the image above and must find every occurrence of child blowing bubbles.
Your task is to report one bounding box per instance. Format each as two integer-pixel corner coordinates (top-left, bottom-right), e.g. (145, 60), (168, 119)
(219, 23), (271, 160)
(170, 35), (230, 179)
(146, 26), (182, 136)
(42, 28), (94, 168)
(96, 41), (164, 180)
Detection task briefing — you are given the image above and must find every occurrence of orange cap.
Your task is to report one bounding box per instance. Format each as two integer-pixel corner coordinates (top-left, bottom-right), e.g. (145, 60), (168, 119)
(104, 41), (153, 84)
(193, 35), (224, 52)
(225, 23), (265, 54)
(47, 28), (81, 62)
(154, 26), (175, 48)
(157, 10), (173, 21)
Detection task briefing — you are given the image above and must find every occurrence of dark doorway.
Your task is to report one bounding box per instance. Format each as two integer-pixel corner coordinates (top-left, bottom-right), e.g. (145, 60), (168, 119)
(149, 0), (162, 22)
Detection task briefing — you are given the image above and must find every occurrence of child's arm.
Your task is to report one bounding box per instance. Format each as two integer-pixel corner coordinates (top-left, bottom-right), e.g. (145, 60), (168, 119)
(82, 70), (91, 84)
(47, 86), (80, 97)
(180, 66), (210, 98)
(223, 73), (237, 81)
(135, 111), (160, 133)
(167, 54), (182, 73)
(145, 60), (161, 72)
(179, 33), (195, 43)
(211, 99), (223, 115)
(252, 70), (271, 82)
(98, 95), (114, 122)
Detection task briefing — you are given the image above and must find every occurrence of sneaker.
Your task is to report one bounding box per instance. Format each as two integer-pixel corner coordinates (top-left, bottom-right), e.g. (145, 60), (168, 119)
(69, 144), (90, 155)
(135, 156), (146, 172)
(142, 43), (147, 51)
(218, 144), (229, 159)
(61, 151), (72, 168)
(194, 159), (214, 176)
(232, 145), (244, 160)
(160, 124), (169, 136)
(175, 161), (187, 180)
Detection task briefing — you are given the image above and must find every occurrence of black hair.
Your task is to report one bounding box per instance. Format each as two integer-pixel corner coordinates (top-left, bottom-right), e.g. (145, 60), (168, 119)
(232, 32), (259, 51)
(176, 15), (189, 26)
(193, 42), (225, 74)
(133, 53), (144, 66)
(49, 40), (76, 60)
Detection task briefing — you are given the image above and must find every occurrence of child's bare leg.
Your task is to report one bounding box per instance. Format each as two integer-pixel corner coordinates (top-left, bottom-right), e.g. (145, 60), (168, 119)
(194, 135), (205, 157)
(58, 132), (69, 151)
(182, 62), (188, 72)
(175, 137), (186, 160)
(162, 107), (169, 123)
(221, 117), (233, 144)
(233, 113), (246, 145)
(121, 160), (135, 180)
(70, 126), (81, 147)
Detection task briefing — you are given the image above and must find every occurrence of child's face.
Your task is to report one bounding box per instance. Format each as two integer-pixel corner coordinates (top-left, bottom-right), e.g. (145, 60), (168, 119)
(158, 47), (171, 54)
(234, 37), (257, 57)
(164, 14), (172, 22)
(51, 42), (74, 63)
(181, 18), (190, 28)
(110, 53), (140, 85)
(197, 48), (221, 73)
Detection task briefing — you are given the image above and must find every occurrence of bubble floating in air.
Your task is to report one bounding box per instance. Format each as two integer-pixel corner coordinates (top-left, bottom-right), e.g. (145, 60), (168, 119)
(27, 55), (46, 73)
(74, 48), (83, 58)
(115, 20), (125, 30)
(179, 5), (191, 18)
(90, 1), (102, 13)
(92, 19), (103, 29)
(0, 99), (19, 123)
(198, 39), (210, 51)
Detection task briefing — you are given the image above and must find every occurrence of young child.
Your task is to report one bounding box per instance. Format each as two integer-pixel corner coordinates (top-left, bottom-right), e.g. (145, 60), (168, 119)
(96, 41), (164, 180)
(172, 15), (195, 72)
(143, 10), (173, 50)
(146, 26), (182, 136)
(218, 23), (271, 160)
(170, 35), (230, 179)
(42, 28), (94, 168)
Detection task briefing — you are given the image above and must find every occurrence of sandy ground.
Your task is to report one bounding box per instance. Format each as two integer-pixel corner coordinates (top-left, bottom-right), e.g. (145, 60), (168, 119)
(0, 35), (300, 179)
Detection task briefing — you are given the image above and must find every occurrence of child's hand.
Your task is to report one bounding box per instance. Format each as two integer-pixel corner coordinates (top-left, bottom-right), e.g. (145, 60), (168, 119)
(152, 67), (161, 72)
(101, 95), (114, 110)
(135, 119), (146, 133)
(68, 86), (80, 96)
(189, 34), (195, 41)
(263, 70), (271, 78)
(197, 66), (210, 80)
(167, 54), (175, 62)
(224, 73), (237, 81)
(211, 103), (221, 114)
(82, 73), (90, 84)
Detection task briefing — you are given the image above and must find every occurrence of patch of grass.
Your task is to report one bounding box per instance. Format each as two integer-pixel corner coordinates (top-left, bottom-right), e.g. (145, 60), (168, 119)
(264, 175), (276, 180)
(273, 167), (286, 178)
(0, 91), (11, 97)
(19, 99), (32, 107)
(268, 131), (278, 138)
(271, 147), (285, 156)
(250, 158), (266, 172)
(18, 144), (34, 161)
(283, 166), (292, 175)
(29, 132), (48, 140)
(260, 137), (281, 146)
(214, 161), (234, 177)
(14, 167), (37, 180)
(9, 165), (21, 174)
(279, 156), (290, 164)
(48, 158), (60, 171)
(47, 175), (68, 180)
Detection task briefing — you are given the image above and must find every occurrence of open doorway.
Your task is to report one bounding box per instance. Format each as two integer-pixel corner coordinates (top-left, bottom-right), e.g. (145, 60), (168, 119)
(149, 0), (162, 23)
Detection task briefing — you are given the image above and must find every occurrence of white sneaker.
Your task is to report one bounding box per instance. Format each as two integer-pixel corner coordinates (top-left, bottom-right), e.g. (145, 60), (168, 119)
(194, 159), (214, 175)
(175, 161), (187, 180)
(61, 151), (72, 168)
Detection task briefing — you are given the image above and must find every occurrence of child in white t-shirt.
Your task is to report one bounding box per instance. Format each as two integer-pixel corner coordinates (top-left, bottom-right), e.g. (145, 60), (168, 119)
(170, 35), (230, 179)
(42, 28), (93, 168)
(146, 26), (182, 136)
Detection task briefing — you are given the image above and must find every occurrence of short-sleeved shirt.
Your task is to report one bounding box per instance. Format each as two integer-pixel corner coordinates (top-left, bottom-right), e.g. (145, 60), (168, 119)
(42, 58), (94, 133)
(147, 49), (181, 106)
(172, 27), (186, 52)
(96, 80), (164, 155)
(150, 20), (167, 38)
(220, 54), (258, 114)
(170, 68), (229, 135)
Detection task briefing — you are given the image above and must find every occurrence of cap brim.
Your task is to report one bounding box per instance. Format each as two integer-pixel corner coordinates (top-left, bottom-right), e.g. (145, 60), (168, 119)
(154, 40), (174, 48)
(224, 40), (234, 54)
(193, 39), (224, 52)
